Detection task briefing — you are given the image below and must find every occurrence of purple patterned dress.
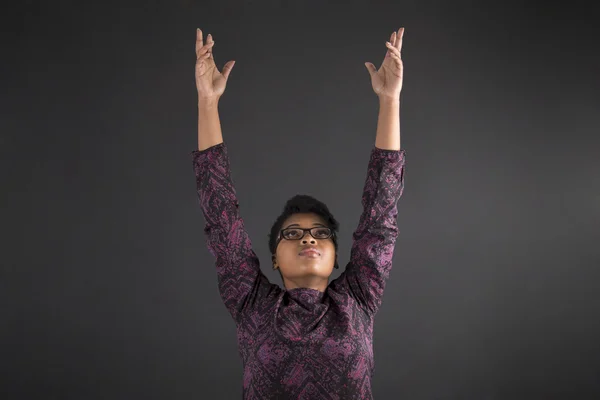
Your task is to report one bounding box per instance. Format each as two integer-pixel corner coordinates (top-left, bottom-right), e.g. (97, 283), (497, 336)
(191, 142), (406, 399)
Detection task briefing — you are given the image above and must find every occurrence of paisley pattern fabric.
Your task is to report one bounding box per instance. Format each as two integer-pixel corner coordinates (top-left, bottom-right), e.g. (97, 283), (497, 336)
(191, 142), (405, 399)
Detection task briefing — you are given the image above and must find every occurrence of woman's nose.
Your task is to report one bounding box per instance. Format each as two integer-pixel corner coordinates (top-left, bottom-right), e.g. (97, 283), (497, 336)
(301, 233), (316, 242)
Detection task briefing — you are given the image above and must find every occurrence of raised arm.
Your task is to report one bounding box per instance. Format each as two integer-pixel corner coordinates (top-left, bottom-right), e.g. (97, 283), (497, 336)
(341, 146), (405, 315)
(195, 28), (232, 150)
(336, 28), (406, 315)
(192, 29), (279, 324)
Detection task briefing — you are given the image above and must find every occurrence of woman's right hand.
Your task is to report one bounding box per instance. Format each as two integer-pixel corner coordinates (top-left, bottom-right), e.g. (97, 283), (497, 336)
(195, 28), (235, 101)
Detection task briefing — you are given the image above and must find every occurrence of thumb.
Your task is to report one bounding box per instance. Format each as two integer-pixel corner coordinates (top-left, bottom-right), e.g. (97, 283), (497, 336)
(222, 60), (235, 80)
(364, 62), (376, 77)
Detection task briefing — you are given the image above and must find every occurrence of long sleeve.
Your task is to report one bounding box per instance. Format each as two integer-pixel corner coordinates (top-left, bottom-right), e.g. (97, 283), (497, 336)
(340, 146), (406, 316)
(190, 142), (279, 324)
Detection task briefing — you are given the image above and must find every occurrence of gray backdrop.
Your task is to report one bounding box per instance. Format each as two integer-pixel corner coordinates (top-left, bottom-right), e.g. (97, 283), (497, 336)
(2, 0), (599, 399)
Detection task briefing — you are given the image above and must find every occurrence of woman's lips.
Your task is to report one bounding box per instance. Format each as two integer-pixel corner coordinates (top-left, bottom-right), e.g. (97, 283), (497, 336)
(299, 249), (320, 257)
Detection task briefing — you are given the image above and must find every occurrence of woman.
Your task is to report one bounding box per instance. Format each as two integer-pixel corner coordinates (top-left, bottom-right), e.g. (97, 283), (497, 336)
(191, 27), (406, 399)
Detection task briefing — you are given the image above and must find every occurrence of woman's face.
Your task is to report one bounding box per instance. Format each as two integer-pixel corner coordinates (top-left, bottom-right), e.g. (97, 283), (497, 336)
(273, 212), (336, 288)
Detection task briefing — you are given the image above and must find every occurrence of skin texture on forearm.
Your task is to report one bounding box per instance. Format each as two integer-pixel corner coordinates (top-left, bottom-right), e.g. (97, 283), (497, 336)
(374, 97), (401, 151)
(198, 99), (224, 151)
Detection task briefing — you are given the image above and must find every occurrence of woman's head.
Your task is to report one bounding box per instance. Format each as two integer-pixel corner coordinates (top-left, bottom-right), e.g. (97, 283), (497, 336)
(268, 195), (340, 290)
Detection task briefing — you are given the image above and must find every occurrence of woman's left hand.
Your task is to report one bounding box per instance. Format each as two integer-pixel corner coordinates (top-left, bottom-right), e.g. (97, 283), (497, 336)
(365, 28), (404, 100)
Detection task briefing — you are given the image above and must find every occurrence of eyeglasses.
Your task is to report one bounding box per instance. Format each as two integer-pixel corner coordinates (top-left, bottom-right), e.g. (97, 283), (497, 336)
(278, 227), (333, 241)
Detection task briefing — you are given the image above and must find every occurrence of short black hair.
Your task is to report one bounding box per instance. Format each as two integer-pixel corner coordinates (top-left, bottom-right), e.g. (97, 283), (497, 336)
(268, 194), (340, 281)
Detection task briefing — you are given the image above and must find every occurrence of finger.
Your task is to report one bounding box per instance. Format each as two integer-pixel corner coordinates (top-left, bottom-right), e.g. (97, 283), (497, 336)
(207, 36), (215, 63)
(397, 28), (404, 51)
(389, 51), (402, 64)
(386, 42), (400, 57)
(196, 51), (211, 61)
(196, 29), (203, 54)
(206, 34), (214, 60)
(196, 42), (215, 59)
(365, 62), (377, 77)
(222, 60), (235, 80)
(386, 32), (395, 58)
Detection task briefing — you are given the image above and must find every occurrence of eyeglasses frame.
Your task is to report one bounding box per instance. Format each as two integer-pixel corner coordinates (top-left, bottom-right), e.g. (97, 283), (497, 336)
(276, 227), (333, 245)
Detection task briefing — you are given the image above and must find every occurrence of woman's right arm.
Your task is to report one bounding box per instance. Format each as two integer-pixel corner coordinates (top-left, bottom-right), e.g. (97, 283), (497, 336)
(195, 28), (232, 151)
(197, 98), (222, 150)
(193, 29), (281, 324)
(193, 141), (281, 325)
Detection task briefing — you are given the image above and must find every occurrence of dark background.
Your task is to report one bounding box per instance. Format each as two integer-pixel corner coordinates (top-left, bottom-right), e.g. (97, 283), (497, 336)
(2, 0), (599, 398)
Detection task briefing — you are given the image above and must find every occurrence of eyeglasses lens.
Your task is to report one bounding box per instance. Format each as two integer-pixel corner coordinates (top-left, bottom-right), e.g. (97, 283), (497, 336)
(283, 228), (331, 240)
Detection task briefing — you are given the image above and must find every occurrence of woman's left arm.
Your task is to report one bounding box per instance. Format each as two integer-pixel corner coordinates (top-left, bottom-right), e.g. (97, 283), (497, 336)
(334, 28), (406, 316)
(342, 143), (405, 316)
(365, 27), (404, 150)
(375, 97), (400, 150)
